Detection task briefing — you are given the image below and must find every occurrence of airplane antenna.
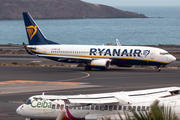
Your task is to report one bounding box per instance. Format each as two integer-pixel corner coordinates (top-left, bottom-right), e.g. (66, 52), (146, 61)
(42, 92), (45, 95)
(116, 39), (121, 46)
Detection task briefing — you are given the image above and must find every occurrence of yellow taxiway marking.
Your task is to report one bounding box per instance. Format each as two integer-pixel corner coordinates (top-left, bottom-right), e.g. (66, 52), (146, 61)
(0, 80), (89, 85)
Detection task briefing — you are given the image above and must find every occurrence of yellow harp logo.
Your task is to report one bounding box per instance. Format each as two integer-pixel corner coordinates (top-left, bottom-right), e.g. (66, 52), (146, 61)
(26, 25), (37, 40)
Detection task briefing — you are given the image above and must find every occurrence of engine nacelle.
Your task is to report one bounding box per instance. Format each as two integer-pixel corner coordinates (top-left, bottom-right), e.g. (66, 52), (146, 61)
(90, 59), (110, 69)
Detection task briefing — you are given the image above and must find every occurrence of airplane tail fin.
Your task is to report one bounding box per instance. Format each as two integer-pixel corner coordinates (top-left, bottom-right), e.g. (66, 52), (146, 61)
(22, 12), (58, 45)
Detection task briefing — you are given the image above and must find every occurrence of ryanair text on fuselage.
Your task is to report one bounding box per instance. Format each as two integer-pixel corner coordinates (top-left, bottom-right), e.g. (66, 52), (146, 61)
(89, 48), (150, 57)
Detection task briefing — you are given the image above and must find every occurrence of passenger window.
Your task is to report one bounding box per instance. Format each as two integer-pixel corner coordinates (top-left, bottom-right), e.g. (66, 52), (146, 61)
(123, 106), (126, 111)
(114, 105), (117, 110)
(118, 105), (122, 110)
(100, 105), (104, 111)
(146, 106), (150, 111)
(61, 104), (64, 109)
(128, 106), (132, 111)
(142, 106), (145, 111)
(95, 105), (99, 110)
(82, 106), (86, 110)
(133, 106), (136, 111)
(104, 105), (108, 110)
(86, 106), (90, 110)
(91, 105), (94, 110)
(137, 106), (141, 111)
(109, 105), (113, 111)
(57, 105), (60, 109)
(52, 104), (56, 109)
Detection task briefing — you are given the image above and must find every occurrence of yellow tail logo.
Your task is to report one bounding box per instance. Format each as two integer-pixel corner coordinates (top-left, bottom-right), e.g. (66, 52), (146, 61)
(26, 25), (37, 40)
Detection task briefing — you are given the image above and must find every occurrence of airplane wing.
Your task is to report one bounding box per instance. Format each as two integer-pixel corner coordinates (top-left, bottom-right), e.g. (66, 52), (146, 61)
(127, 87), (180, 98)
(36, 54), (93, 61)
(58, 96), (120, 108)
(67, 96), (119, 104)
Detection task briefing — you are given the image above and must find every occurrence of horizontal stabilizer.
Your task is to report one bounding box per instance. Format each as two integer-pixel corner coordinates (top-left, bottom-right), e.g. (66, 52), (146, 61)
(23, 42), (34, 55)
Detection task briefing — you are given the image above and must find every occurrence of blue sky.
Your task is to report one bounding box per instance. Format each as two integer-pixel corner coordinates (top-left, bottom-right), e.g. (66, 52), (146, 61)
(82, 0), (180, 6)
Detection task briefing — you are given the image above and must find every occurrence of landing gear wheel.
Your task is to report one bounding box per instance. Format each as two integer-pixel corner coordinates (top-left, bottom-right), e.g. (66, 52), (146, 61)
(85, 66), (92, 71)
(156, 67), (161, 72)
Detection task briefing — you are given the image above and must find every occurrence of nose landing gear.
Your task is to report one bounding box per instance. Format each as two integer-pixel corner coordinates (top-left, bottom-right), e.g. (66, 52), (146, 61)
(156, 66), (161, 72)
(156, 65), (165, 72)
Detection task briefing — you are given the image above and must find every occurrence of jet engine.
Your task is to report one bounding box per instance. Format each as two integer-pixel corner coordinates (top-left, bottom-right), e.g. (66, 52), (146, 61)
(90, 59), (110, 70)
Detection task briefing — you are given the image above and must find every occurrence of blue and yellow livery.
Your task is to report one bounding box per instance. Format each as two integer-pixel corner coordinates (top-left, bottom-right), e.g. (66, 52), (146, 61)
(22, 12), (176, 71)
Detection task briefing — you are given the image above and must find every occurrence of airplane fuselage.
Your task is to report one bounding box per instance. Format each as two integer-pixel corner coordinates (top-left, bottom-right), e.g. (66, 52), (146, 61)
(28, 45), (176, 67)
(16, 87), (180, 120)
(22, 12), (176, 71)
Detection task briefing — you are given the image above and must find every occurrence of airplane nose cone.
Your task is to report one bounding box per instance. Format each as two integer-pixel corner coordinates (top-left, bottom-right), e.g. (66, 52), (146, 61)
(16, 106), (21, 115)
(16, 105), (24, 116)
(169, 55), (176, 63)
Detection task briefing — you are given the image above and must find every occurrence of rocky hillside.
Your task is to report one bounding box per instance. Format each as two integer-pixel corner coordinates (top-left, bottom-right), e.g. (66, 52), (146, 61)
(0, 0), (147, 20)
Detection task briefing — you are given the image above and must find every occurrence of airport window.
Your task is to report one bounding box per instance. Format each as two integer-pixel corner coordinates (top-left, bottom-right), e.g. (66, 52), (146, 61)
(146, 106), (150, 111)
(137, 106), (141, 111)
(109, 105), (113, 111)
(128, 106), (132, 111)
(61, 104), (64, 109)
(95, 105), (99, 110)
(118, 105), (122, 110)
(114, 105), (117, 110)
(52, 104), (55, 109)
(91, 105), (94, 110)
(123, 106), (127, 111)
(100, 105), (104, 111)
(142, 106), (145, 111)
(57, 105), (60, 109)
(132, 106), (136, 111)
(104, 105), (108, 110)
(25, 99), (31, 105)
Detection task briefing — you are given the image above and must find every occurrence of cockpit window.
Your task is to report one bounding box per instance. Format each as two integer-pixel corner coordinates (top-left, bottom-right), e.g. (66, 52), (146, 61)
(160, 52), (169, 55)
(25, 99), (31, 105)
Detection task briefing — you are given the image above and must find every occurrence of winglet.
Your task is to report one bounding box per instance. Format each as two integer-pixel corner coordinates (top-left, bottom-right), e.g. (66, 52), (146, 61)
(116, 39), (121, 46)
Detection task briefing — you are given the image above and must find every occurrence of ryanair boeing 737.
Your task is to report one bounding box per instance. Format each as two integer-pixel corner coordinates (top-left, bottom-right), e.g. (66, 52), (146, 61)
(22, 12), (176, 71)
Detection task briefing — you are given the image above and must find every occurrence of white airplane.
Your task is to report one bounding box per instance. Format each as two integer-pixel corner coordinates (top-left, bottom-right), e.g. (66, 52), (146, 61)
(22, 12), (176, 71)
(16, 87), (180, 120)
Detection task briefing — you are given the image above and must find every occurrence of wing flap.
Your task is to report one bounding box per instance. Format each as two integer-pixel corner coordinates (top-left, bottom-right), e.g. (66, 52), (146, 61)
(37, 54), (92, 61)
(67, 97), (119, 105)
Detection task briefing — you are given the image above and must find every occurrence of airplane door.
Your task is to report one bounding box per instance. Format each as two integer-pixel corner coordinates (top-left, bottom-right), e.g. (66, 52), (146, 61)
(150, 50), (155, 59)
(168, 101), (176, 111)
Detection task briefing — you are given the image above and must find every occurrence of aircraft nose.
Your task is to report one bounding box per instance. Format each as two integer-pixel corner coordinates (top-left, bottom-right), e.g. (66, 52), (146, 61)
(16, 106), (20, 115)
(16, 105), (24, 115)
(169, 55), (176, 63)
